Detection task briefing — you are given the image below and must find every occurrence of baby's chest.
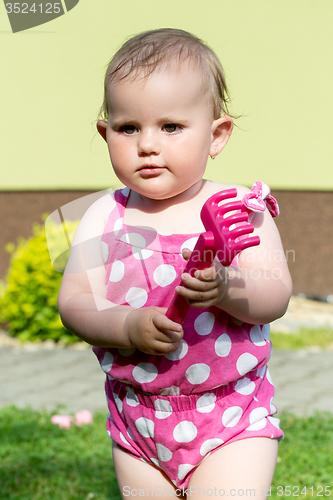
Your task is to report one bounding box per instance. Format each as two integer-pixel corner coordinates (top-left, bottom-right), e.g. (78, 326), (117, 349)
(104, 235), (191, 307)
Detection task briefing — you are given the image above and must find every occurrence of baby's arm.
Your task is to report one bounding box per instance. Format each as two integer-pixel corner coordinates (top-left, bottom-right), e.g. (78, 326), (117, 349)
(57, 196), (183, 355)
(175, 194), (292, 325)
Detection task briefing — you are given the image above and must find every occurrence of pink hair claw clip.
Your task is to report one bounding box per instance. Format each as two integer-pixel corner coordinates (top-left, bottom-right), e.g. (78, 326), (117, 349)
(165, 189), (260, 324)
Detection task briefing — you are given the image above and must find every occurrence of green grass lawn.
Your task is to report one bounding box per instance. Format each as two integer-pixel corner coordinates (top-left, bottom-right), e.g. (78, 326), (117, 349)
(1, 406), (332, 499)
(2, 326), (333, 352)
(271, 327), (333, 351)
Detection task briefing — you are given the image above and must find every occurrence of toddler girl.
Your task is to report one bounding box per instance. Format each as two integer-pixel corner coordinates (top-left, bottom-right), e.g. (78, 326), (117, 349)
(58, 28), (292, 499)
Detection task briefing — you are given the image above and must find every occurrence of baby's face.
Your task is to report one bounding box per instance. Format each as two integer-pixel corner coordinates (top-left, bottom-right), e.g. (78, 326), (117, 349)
(100, 63), (219, 201)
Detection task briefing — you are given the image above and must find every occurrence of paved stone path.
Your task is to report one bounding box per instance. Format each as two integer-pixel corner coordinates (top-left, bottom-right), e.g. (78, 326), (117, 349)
(1, 344), (333, 416)
(1, 296), (333, 416)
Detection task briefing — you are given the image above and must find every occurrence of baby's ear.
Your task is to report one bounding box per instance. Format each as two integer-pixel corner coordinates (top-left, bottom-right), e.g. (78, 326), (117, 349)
(97, 120), (107, 142)
(210, 116), (233, 157)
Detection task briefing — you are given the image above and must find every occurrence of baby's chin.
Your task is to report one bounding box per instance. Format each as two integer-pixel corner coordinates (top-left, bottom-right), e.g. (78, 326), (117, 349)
(123, 176), (205, 206)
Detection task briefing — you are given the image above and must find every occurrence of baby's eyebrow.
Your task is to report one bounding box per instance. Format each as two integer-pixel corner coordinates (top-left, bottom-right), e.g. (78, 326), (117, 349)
(110, 117), (138, 128)
(109, 116), (190, 128)
(160, 117), (189, 124)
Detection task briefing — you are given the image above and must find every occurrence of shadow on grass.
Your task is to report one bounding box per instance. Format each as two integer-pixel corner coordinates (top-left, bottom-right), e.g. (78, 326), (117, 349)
(0, 406), (121, 500)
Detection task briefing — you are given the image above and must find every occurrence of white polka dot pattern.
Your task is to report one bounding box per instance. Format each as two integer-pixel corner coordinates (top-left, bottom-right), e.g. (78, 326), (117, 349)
(125, 287), (148, 308)
(120, 432), (130, 446)
(266, 368), (274, 385)
(159, 386), (180, 396)
(164, 339), (188, 361)
(126, 388), (139, 407)
(196, 393), (216, 413)
(133, 363), (158, 384)
(156, 443), (173, 462)
(261, 324), (270, 341)
(133, 247), (154, 260)
(185, 363), (210, 384)
(113, 393), (123, 413)
(121, 232), (154, 261)
(113, 217), (122, 234)
(150, 457), (160, 467)
(215, 333), (232, 357)
(257, 366), (266, 378)
(120, 232), (145, 247)
(268, 416), (280, 428)
(234, 377), (256, 395)
(246, 407), (268, 431)
(101, 352), (113, 374)
(135, 417), (154, 438)
(199, 438), (224, 456)
(153, 264), (177, 287)
(236, 353), (258, 376)
(181, 237), (198, 253)
(178, 463), (195, 480)
(250, 325), (266, 346)
(270, 397), (277, 414)
(194, 312), (215, 335)
(154, 399), (173, 419)
(109, 259), (125, 282)
(173, 421), (197, 443)
(222, 406), (243, 427)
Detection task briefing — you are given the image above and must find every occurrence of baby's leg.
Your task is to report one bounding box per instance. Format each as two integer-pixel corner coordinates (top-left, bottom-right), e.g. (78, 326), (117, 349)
(187, 438), (278, 500)
(112, 443), (186, 499)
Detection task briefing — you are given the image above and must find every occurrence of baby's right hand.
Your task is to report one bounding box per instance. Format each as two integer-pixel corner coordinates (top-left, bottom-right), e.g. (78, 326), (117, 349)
(124, 307), (183, 356)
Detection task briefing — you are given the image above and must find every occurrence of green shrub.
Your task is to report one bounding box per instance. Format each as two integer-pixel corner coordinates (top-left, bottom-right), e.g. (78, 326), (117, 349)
(0, 219), (80, 344)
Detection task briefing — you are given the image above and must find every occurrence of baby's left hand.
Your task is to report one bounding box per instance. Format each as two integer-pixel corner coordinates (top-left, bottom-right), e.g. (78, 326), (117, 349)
(175, 248), (228, 309)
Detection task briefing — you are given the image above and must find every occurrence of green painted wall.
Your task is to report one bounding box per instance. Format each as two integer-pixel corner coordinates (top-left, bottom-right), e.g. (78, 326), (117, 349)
(1, 0), (332, 190)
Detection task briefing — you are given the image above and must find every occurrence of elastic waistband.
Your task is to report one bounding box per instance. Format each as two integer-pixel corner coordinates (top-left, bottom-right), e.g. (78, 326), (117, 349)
(108, 379), (241, 412)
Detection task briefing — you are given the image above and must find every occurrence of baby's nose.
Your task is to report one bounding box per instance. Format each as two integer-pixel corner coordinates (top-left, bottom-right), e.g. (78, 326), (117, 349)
(138, 129), (160, 156)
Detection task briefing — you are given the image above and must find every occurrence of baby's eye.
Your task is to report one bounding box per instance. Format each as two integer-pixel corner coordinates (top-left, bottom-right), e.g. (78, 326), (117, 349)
(163, 123), (181, 133)
(120, 125), (137, 134)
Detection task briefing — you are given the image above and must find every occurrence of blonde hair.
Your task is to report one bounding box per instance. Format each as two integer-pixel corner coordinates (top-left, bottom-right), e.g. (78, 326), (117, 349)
(98, 28), (231, 121)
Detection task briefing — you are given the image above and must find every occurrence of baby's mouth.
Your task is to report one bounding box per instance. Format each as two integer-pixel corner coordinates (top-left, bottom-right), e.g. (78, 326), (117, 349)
(138, 165), (166, 177)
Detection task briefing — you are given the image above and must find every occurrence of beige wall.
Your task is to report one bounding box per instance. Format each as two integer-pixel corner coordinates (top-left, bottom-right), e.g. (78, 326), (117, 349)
(1, 0), (333, 191)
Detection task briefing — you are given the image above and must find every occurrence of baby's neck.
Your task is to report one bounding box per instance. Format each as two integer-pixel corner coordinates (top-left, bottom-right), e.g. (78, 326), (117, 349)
(130, 180), (207, 214)
(123, 180), (209, 234)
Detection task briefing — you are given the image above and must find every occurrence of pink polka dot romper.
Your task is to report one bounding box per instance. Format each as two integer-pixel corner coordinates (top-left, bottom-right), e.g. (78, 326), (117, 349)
(93, 182), (283, 490)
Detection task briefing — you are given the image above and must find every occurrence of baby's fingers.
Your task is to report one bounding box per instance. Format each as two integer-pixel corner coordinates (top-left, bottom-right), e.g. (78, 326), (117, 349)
(149, 338), (182, 356)
(181, 247), (192, 261)
(154, 308), (183, 335)
(180, 271), (217, 291)
(193, 266), (217, 282)
(176, 281), (218, 300)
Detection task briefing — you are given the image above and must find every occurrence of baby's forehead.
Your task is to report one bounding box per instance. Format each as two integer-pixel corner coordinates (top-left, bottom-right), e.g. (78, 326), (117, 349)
(107, 58), (210, 94)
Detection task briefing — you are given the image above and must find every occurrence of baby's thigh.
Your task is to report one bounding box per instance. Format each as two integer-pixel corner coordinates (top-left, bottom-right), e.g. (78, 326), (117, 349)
(112, 442), (186, 499)
(187, 437), (278, 500)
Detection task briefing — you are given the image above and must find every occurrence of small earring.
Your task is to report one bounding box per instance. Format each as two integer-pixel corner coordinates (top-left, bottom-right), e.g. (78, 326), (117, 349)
(211, 149), (218, 160)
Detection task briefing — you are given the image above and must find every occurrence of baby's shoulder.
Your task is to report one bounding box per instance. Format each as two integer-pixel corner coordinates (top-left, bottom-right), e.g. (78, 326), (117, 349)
(71, 192), (116, 245)
(204, 180), (250, 200)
